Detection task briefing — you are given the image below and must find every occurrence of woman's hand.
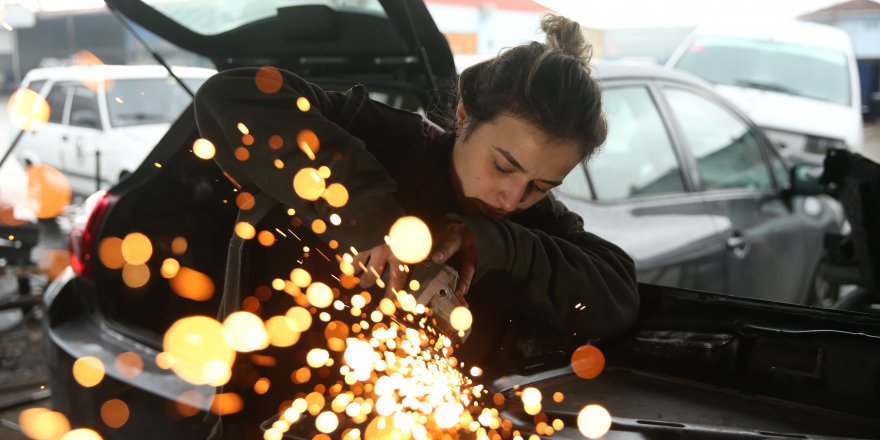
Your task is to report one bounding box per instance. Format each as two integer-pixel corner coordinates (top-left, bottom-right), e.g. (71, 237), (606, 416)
(431, 220), (477, 305)
(353, 243), (407, 295)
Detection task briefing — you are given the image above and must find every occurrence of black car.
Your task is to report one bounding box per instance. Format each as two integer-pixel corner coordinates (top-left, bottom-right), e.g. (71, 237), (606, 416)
(42, 0), (879, 438)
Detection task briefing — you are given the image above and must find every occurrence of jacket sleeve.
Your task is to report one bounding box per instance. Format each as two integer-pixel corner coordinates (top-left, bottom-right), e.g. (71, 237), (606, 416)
(461, 194), (639, 338)
(193, 67), (405, 251)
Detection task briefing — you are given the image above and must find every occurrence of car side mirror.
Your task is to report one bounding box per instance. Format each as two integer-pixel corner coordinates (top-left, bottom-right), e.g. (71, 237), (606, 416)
(789, 163), (824, 196)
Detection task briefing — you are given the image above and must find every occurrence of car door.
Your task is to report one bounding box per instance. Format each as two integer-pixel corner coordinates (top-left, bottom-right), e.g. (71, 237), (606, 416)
(660, 84), (829, 304)
(555, 82), (728, 293)
(61, 83), (105, 195)
(14, 80), (71, 171)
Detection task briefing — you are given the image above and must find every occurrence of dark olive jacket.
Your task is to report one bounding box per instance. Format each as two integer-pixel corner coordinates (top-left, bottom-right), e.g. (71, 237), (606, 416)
(194, 67), (639, 366)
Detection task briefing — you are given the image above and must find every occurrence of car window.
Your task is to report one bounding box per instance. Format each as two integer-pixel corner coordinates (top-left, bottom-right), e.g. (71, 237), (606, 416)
(45, 83), (70, 124)
(663, 87), (772, 192)
(26, 80), (47, 93)
(106, 77), (207, 127)
(557, 163), (592, 199)
(587, 86), (686, 201)
(768, 150), (789, 189)
(674, 36), (851, 106)
(142, 0), (387, 36)
(69, 85), (102, 129)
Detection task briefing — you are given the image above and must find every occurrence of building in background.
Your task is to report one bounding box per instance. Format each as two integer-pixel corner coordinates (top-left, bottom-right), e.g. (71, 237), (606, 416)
(801, 0), (880, 119)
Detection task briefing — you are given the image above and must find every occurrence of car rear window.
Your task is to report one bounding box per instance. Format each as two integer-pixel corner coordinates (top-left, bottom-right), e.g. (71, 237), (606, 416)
(674, 36), (851, 106)
(106, 77), (207, 127)
(142, 0), (386, 35)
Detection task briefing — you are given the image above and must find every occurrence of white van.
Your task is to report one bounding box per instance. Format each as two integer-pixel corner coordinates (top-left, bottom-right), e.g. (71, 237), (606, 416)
(666, 21), (862, 164)
(14, 65), (216, 196)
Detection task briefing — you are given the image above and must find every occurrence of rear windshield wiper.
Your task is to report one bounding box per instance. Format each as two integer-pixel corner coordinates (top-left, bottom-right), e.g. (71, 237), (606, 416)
(115, 113), (167, 122)
(734, 79), (799, 97)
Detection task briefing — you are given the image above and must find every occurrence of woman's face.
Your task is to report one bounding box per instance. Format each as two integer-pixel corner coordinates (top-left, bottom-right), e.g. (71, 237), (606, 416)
(450, 104), (583, 218)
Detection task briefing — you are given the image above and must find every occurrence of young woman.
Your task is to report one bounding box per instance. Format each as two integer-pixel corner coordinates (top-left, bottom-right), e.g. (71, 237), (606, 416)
(195, 14), (637, 366)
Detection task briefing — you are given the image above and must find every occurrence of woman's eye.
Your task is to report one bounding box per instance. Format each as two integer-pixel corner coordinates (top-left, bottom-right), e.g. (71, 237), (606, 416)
(494, 161), (514, 174)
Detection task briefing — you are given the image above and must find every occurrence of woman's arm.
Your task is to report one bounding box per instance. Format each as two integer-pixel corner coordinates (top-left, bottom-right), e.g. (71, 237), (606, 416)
(462, 194), (639, 338)
(193, 67), (406, 250)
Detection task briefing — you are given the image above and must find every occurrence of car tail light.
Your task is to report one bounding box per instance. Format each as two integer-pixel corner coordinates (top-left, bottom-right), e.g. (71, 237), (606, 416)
(70, 190), (112, 280)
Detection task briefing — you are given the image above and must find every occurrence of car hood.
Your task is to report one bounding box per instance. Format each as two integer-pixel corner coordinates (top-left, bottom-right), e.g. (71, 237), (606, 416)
(104, 0), (455, 84)
(714, 84), (862, 148)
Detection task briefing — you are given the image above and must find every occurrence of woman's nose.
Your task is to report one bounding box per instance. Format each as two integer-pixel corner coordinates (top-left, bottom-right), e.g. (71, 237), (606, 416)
(499, 184), (527, 212)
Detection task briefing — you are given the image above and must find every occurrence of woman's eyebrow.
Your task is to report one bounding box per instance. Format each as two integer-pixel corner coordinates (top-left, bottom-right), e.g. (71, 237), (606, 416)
(493, 145), (562, 186)
(492, 146), (525, 172)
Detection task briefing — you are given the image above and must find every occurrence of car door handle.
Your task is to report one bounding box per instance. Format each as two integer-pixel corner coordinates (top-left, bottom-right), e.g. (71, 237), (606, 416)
(726, 233), (751, 258)
(726, 236), (746, 249)
(61, 135), (69, 142)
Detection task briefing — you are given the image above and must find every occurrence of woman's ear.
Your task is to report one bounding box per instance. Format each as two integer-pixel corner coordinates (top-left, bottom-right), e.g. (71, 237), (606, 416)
(455, 101), (467, 132)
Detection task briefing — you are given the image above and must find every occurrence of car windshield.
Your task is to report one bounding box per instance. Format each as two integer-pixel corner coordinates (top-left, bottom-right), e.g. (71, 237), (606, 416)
(674, 36), (851, 106)
(106, 77), (207, 127)
(141, 0), (386, 35)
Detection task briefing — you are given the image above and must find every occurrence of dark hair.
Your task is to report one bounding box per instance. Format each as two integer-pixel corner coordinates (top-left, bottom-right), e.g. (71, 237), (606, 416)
(456, 14), (607, 158)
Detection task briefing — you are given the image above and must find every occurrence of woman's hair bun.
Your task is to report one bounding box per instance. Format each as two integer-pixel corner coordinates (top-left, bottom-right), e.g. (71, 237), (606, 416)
(540, 13), (592, 70)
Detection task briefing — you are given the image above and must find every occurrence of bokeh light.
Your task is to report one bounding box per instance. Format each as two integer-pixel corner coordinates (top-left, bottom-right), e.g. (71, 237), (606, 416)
(254, 378), (271, 395)
(98, 237), (125, 269)
(387, 217), (432, 264)
(255, 66), (283, 94)
(311, 219), (327, 234)
(172, 237), (188, 255)
(269, 135), (284, 150)
(115, 352), (144, 379)
(297, 129), (320, 159)
(286, 306), (312, 331)
(450, 307), (473, 331)
(100, 399), (129, 428)
(293, 168), (325, 201)
(266, 316), (301, 347)
(290, 269), (312, 288)
(258, 230), (276, 246)
(324, 183), (349, 208)
(315, 411), (339, 434)
(571, 345), (605, 380)
(235, 222), (256, 240)
(193, 138), (216, 159)
(8, 88), (50, 131)
(306, 349), (330, 368)
(163, 316), (235, 386)
(577, 404), (612, 439)
(26, 164), (72, 219)
(169, 267), (215, 301)
(60, 429), (102, 440)
(236, 192), (256, 210)
(19, 408), (71, 440)
(306, 282), (333, 308)
(211, 393), (244, 415)
(160, 258), (181, 279)
(121, 232), (152, 265)
(234, 147), (250, 161)
(296, 97), (311, 112)
(72, 356), (105, 388)
(122, 263), (150, 288)
(222, 311), (270, 352)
